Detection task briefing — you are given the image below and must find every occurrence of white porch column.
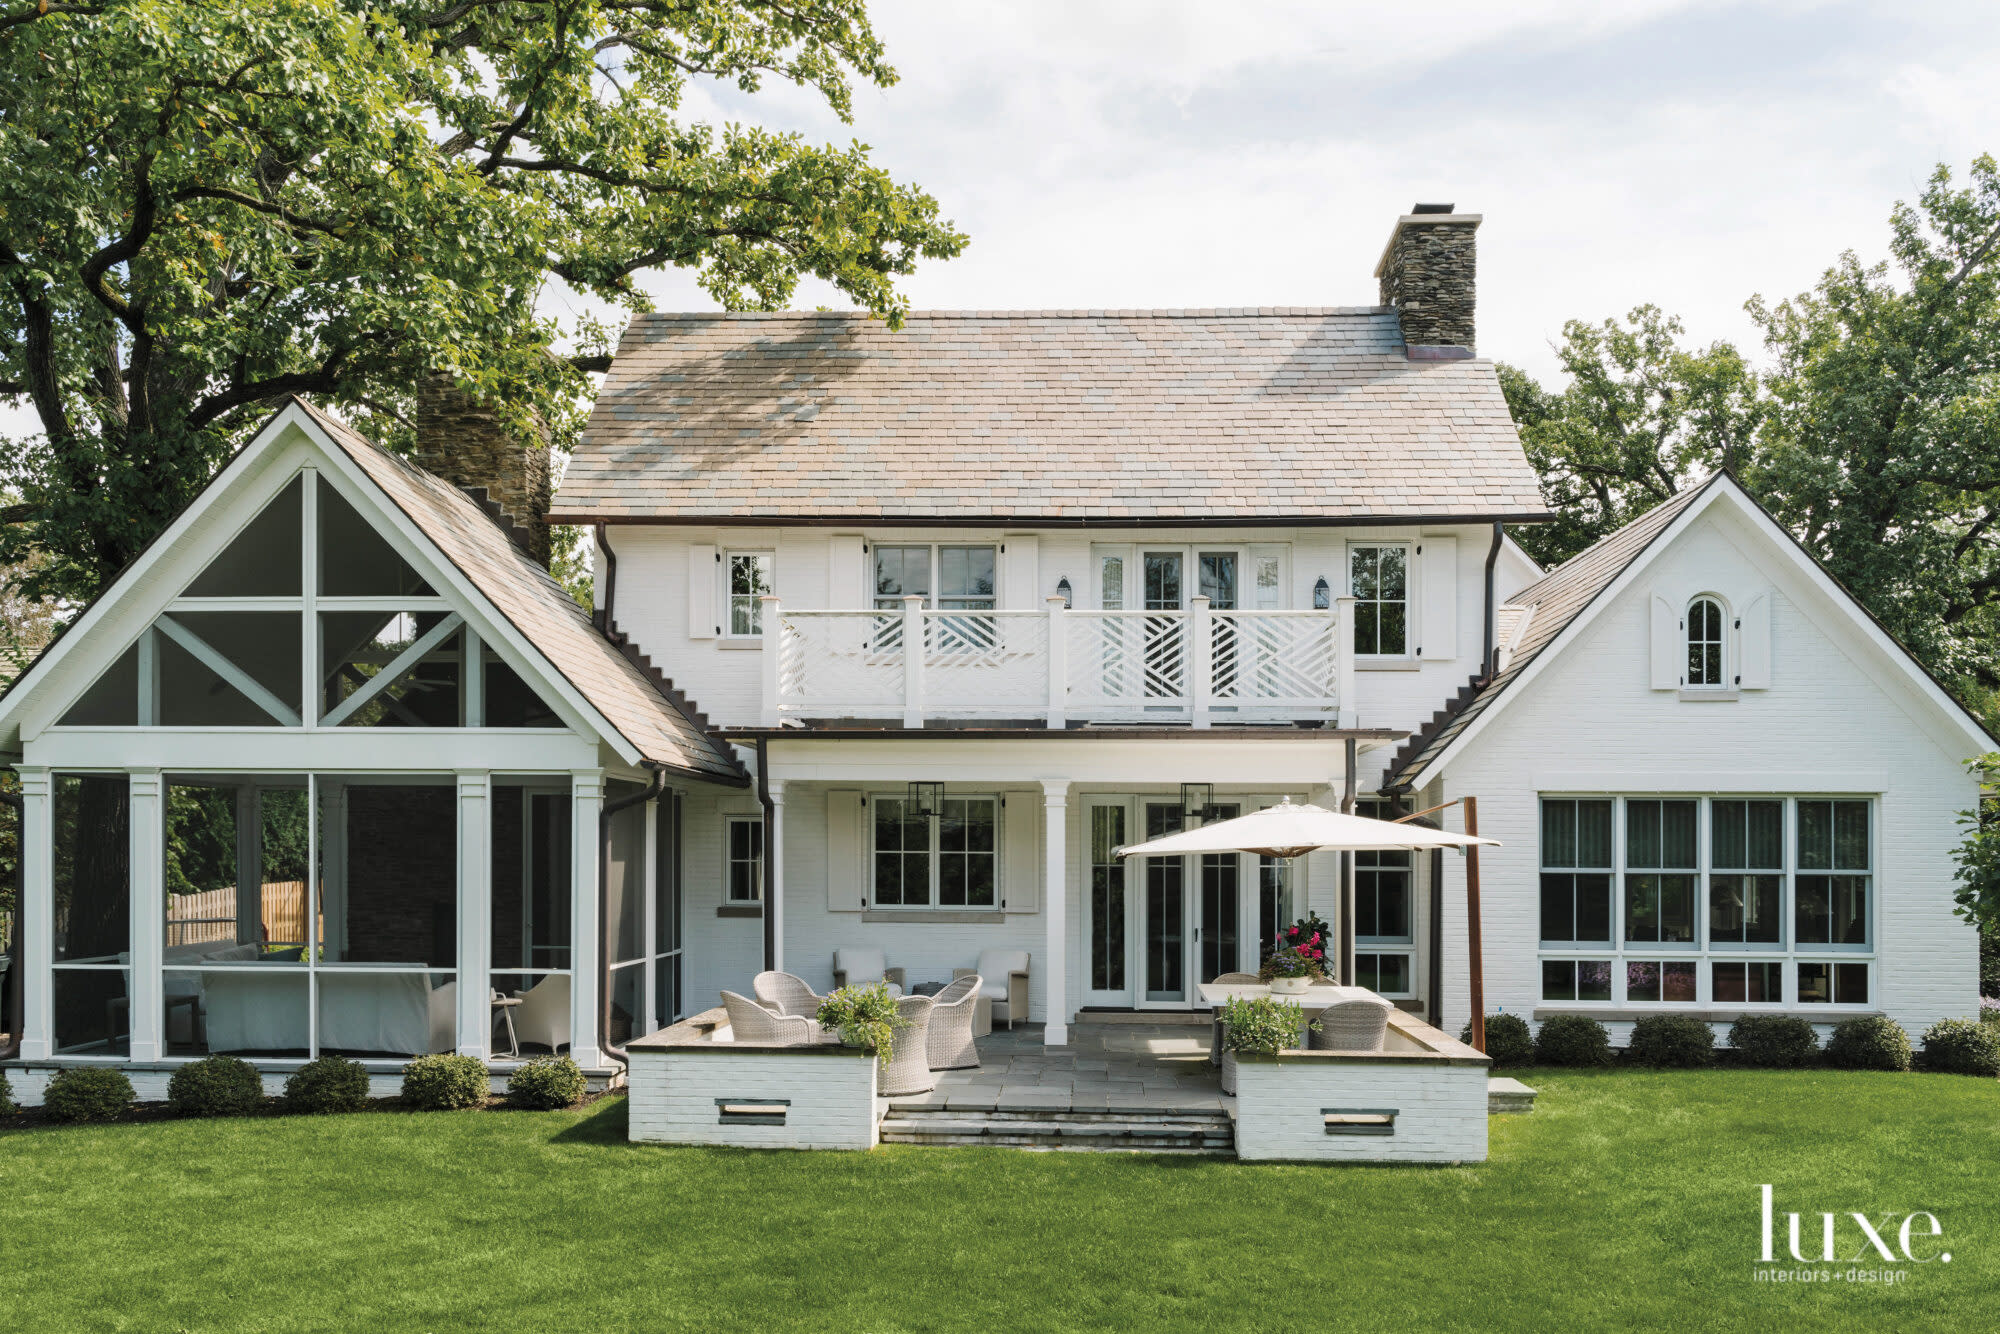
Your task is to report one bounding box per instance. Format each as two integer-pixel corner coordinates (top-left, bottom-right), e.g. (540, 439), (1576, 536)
(901, 594), (925, 728)
(1189, 595), (1211, 728)
(759, 594), (782, 727)
(18, 768), (52, 1059)
(768, 779), (786, 974)
(570, 769), (605, 1068)
(1045, 595), (1068, 729)
(1335, 594), (1358, 728)
(127, 769), (165, 1061)
(1040, 779), (1070, 1047)
(455, 771), (492, 1058)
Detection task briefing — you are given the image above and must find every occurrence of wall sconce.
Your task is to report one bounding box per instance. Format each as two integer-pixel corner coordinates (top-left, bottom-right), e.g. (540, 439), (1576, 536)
(1313, 576), (1331, 610)
(1180, 782), (1216, 823)
(1055, 576), (1072, 608)
(907, 781), (944, 818)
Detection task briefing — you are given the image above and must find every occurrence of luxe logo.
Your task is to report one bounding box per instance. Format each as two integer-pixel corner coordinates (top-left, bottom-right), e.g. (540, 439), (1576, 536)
(1759, 1185), (1950, 1264)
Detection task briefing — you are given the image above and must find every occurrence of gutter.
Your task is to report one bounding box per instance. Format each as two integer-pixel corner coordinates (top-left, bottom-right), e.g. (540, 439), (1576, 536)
(599, 765), (666, 1066)
(0, 789), (18, 1061)
(1482, 520), (1504, 680)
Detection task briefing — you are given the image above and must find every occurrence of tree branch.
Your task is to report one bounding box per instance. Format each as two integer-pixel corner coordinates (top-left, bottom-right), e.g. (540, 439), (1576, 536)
(174, 186), (346, 238)
(0, 2), (103, 32)
(184, 346), (362, 429)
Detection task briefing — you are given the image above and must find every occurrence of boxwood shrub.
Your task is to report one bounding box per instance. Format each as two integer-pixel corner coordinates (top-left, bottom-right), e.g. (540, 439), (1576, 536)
(42, 1067), (136, 1123)
(1727, 1015), (1819, 1067)
(402, 1054), (490, 1110)
(0, 1070), (14, 1116)
(1921, 1018), (2000, 1077)
(1535, 1014), (1613, 1067)
(285, 1055), (371, 1114)
(167, 1055), (266, 1117)
(1826, 1016), (1912, 1072)
(1625, 1014), (1715, 1067)
(507, 1055), (587, 1110)
(1461, 1013), (1535, 1067)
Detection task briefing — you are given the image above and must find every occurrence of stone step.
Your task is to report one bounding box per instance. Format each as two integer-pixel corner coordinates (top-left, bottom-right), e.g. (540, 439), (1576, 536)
(888, 1104), (1230, 1125)
(880, 1117), (1234, 1153)
(1488, 1076), (1538, 1114)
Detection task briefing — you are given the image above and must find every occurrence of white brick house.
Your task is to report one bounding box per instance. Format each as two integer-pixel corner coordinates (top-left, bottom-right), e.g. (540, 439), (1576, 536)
(0, 204), (1990, 1101)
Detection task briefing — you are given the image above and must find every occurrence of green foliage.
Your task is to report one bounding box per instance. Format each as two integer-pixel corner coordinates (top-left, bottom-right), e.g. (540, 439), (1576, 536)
(166, 1054), (266, 1117)
(0, 0), (966, 609)
(1462, 1013), (1535, 1067)
(1921, 1018), (2000, 1077)
(1826, 1016), (1913, 1072)
(401, 1054), (491, 1111)
(1497, 305), (1761, 567)
(1220, 996), (1305, 1054)
(507, 1055), (587, 1110)
(1624, 1014), (1716, 1068)
(1727, 1015), (1820, 1067)
(1954, 755), (2000, 939)
(815, 983), (901, 1062)
(42, 1066), (135, 1122)
(1534, 1014), (1613, 1067)
(284, 1054), (370, 1114)
(0, 1070), (14, 1116)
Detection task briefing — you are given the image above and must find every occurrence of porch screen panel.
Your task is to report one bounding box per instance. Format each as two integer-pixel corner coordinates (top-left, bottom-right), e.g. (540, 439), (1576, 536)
(604, 789), (646, 1047)
(493, 786), (572, 1019)
(52, 775), (130, 1055)
(655, 791), (683, 1026)
(317, 477), (435, 596)
(1089, 806), (1126, 993)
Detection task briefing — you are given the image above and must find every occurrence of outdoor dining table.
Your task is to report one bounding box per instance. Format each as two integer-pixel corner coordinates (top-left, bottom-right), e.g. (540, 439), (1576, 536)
(1195, 981), (1395, 1066)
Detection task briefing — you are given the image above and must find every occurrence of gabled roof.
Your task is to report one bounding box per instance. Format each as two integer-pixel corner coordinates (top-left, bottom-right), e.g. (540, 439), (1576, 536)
(550, 309), (1553, 525)
(295, 401), (745, 783)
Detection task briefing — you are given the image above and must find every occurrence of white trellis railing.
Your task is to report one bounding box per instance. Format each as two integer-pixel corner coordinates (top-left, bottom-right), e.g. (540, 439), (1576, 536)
(762, 594), (1355, 728)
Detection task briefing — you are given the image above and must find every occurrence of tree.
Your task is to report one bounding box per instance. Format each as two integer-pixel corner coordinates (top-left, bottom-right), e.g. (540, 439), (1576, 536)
(1497, 305), (1760, 568)
(1751, 157), (2000, 712)
(0, 0), (966, 606)
(1951, 754), (2000, 997)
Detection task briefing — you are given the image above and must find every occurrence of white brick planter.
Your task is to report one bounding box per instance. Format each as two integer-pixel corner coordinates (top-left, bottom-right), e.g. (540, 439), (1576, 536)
(1230, 1014), (1490, 1163)
(626, 1008), (881, 1150)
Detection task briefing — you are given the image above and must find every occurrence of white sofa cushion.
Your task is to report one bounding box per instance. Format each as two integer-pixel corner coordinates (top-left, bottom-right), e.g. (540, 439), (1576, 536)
(834, 947), (887, 983)
(973, 949), (1028, 1000)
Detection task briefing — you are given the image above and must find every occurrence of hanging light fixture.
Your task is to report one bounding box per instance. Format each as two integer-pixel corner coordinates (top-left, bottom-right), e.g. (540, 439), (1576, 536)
(1313, 576), (1331, 610)
(1055, 576), (1072, 608)
(907, 781), (944, 819)
(1180, 782), (1216, 823)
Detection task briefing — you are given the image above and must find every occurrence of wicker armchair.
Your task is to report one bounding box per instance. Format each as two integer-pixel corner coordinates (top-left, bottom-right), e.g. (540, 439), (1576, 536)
(877, 994), (936, 1096)
(1309, 999), (1391, 1052)
(832, 947), (905, 996)
(752, 971), (823, 1018)
(721, 990), (816, 1046)
(925, 975), (982, 1071)
(1208, 972), (1262, 1065)
(953, 949), (1029, 1029)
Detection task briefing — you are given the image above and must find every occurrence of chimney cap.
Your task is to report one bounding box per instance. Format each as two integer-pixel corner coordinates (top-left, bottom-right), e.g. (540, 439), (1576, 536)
(1411, 202), (1456, 214)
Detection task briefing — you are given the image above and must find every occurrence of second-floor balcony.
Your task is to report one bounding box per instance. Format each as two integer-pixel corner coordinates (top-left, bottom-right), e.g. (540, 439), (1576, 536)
(758, 594), (1357, 729)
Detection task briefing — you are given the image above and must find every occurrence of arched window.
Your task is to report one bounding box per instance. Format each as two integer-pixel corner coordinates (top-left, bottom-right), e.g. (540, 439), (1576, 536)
(1686, 597), (1726, 687)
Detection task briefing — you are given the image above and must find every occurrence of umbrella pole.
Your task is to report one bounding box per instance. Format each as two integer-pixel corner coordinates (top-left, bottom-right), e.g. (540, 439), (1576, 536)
(1465, 795), (1486, 1054)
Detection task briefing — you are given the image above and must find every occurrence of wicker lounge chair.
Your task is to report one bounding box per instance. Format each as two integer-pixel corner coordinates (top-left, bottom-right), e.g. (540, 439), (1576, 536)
(832, 947), (905, 995)
(877, 994), (936, 1096)
(721, 990), (816, 1046)
(952, 949), (1029, 1029)
(925, 974), (982, 1071)
(1309, 999), (1391, 1052)
(752, 971), (823, 1018)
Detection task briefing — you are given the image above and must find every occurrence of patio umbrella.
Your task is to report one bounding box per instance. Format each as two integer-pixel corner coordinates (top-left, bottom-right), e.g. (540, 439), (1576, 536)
(1115, 797), (1499, 860)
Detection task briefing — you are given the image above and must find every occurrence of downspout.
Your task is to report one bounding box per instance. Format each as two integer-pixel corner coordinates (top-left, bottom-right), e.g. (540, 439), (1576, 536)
(1481, 521), (1504, 680)
(593, 523), (619, 632)
(755, 736), (775, 973)
(0, 788), (19, 1060)
(599, 765), (665, 1066)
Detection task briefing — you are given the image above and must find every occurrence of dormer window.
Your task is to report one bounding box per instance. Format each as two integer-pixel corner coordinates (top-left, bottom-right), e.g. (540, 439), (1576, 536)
(1686, 597), (1725, 688)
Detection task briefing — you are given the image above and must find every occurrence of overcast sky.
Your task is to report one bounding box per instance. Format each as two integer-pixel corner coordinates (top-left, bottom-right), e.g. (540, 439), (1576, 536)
(6, 0), (1998, 442)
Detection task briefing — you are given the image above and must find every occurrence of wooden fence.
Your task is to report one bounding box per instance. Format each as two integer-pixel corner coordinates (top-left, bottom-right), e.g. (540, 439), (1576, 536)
(165, 881), (319, 948)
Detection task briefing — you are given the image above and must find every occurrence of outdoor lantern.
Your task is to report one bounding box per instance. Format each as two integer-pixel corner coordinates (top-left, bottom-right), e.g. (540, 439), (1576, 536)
(1180, 782), (1216, 823)
(1313, 576), (1331, 610)
(908, 781), (944, 818)
(1055, 576), (1072, 608)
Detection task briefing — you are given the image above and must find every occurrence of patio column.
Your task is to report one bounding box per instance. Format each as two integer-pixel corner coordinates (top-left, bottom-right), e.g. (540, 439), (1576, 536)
(1040, 779), (1070, 1046)
(570, 769), (605, 1069)
(455, 770), (491, 1059)
(767, 779), (786, 974)
(17, 768), (51, 1060)
(127, 769), (165, 1061)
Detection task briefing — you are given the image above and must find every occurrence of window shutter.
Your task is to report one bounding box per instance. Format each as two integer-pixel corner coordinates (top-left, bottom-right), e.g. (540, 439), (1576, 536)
(1003, 796), (1040, 913)
(826, 789), (864, 911)
(1649, 594), (1680, 689)
(1419, 536), (1457, 660)
(1002, 535), (1040, 609)
(1739, 593), (1771, 689)
(828, 535), (865, 609)
(688, 544), (717, 638)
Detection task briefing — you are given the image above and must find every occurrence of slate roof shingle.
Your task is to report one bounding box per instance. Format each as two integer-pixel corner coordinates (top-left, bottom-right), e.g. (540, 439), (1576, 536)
(551, 309), (1552, 523)
(299, 400), (744, 783)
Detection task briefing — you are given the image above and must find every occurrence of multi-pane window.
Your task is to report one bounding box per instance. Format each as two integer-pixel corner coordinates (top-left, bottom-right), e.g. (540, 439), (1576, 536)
(725, 816), (762, 903)
(1623, 799), (1697, 946)
(727, 552), (773, 636)
(873, 545), (996, 611)
(1795, 800), (1870, 948)
(1354, 799), (1412, 943)
(1540, 799), (1613, 943)
(871, 794), (999, 909)
(1349, 545), (1409, 656)
(1709, 800), (1782, 946)
(1686, 597), (1725, 687)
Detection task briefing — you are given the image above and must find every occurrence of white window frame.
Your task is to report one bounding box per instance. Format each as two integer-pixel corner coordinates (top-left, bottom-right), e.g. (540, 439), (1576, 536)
(1345, 540), (1414, 659)
(870, 544), (999, 612)
(724, 815), (763, 903)
(866, 791), (1003, 911)
(724, 551), (774, 639)
(1685, 594), (1728, 689)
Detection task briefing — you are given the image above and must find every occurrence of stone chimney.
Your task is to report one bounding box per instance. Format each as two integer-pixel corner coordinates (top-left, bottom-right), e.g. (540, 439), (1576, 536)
(1374, 202), (1480, 357)
(413, 378), (553, 566)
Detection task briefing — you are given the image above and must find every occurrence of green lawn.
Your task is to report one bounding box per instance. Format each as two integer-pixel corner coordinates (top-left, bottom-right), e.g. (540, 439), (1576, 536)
(3, 1069), (1998, 1332)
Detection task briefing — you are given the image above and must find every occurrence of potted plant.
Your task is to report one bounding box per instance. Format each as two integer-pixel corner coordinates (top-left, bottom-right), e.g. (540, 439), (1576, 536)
(1217, 995), (1307, 1094)
(1260, 916), (1330, 993)
(815, 983), (903, 1065)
